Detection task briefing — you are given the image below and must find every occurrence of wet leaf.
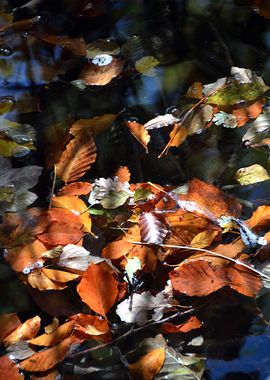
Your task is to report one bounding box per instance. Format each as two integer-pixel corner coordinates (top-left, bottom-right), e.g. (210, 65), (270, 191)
(144, 114), (180, 130)
(19, 336), (76, 372)
(169, 125), (187, 147)
(235, 164), (270, 185)
(162, 316), (202, 334)
(139, 212), (168, 244)
(232, 99), (265, 127)
(29, 321), (74, 347)
(42, 35), (86, 56)
(70, 114), (117, 136)
(86, 39), (120, 59)
(3, 316), (41, 347)
(37, 221), (84, 246)
(129, 347), (165, 380)
(44, 318), (59, 334)
(125, 120), (150, 152)
(52, 195), (92, 233)
(135, 56), (159, 77)
(187, 105), (213, 135)
(77, 262), (118, 317)
(213, 111), (237, 128)
(79, 57), (124, 85)
(0, 355), (24, 380)
(55, 132), (96, 183)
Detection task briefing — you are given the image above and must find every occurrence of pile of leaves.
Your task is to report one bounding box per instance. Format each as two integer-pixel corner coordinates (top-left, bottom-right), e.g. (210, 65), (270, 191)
(1, 1), (270, 379)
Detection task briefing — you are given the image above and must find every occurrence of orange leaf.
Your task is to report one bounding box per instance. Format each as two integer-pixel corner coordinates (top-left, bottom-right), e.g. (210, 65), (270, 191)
(57, 182), (92, 196)
(247, 205), (270, 230)
(48, 208), (83, 227)
(27, 269), (67, 291)
(114, 166), (131, 183)
(169, 125), (187, 147)
(102, 240), (134, 260)
(125, 120), (150, 152)
(44, 318), (59, 334)
(0, 355), (24, 380)
(71, 314), (110, 337)
(29, 321), (74, 347)
(3, 316), (41, 347)
(51, 195), (92, 233)
(170, 260), (262, 297)
(5, 239), (47, 273)
(233, 99), (265, 127)
(177, 178), (242, 221)
(186, 82), (203, 99)
(79, 57), (124, 86)
(55, 132), (96, 183)
(0, 313), (21, 343)
(38, 221), (84, 246)
(41, 268), (79, 283)
(70, 115), (117, 136)
(190, 230), (220, 248)
(128, 348), (165, 380)
(162, 316), (202, 333)
(77, 262), (118, 317)
(20, 336), (76, 372)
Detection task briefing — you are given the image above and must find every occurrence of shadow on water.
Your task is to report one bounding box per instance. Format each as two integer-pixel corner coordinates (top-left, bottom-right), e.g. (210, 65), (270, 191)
(1, 0), (270, 378)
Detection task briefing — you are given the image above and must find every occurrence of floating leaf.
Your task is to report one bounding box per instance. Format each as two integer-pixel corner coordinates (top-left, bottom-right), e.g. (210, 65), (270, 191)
(79, 57), (124, 85)
(19, 336), (75, 372)
(139, 212), (168, 244)
(242, 106), (270, 145)
(232, 99), (265, 127)
(162, 316), (202, 334)
(235, 164), (270, 185)
(144, 114), (179, 130)
(187, 105), (213, 135)
(42, 35), (86, 56)
(135, 56), (159, 76)
(70, 114), (117, 136)
(3, 316), (41, 347)
(55, 132), (96, 183)
(129, 347), (165, 380)
(169, 125), (187, 147)
(77, 262), (118, 317)
(125, 120), (150, 152)
(52, 195), (92, 233)
(86, 39), (120, 59)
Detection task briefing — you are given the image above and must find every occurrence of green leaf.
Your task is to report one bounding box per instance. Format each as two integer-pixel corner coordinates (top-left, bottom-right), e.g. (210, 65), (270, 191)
(100, 190), (131, 209)
(125, 257), (142, 281)
(235, 164), (270, 185)
(134, 187), (153, 202)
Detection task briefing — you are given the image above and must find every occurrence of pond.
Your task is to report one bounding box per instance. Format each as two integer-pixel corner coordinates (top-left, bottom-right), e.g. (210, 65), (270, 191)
(1, 0), (270, 379)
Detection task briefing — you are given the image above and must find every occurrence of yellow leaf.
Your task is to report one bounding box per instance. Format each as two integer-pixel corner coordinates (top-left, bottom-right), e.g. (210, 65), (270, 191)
(135, 56), (159, 77)
(235, 164), (270, 185)
(129, 348), (165, 380)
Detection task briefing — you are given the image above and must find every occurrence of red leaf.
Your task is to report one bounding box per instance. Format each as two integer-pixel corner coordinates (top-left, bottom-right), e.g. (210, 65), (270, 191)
(38, 221), (84, 245)
(77, 262), (118, 317)
(0, 355), (24, 380)
(139, 212), (168, 244)
(57, 182), (92, 196)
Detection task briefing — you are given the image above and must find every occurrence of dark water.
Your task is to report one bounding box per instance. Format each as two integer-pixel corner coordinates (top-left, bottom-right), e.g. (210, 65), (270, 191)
(1, 0), (270, 379)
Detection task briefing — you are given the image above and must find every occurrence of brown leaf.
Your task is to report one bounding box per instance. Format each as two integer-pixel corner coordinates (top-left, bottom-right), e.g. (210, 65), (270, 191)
(170, 260), (262, 297)
(70, 314), (110, 338)
(0, 355), (24, 380)
(30, 369), (60, 380)
(79, 57), (124, 86)
(187, 105), (214, 135)
(232, 99), (265, 127)
(102, 240), (134, 260)
(0, 313), (21, 343)
(128, 348), (165, 380)
(42, 268), (79, 283)
(124, 120), (150, 152)
(27, 269), (67, 291)
(247, 205), (270, 230)
(169, 125), (187, 147)
(186, 82), (203, 99)
(51, 195), (92, 233)
(5, 239), (47, 273)
(47, 208), (83, 227)
(70, 115), (117, 136)
(77, 262), (118, 317)
(139, 212), (168, 244)
(162, 316), (202, 333)
(20, 336), (76, 372)
(37, 221), (84, 246)
(57, 182), (92, 196)
(55, 132), (96, 183)
(3, 316), (41, 347)
(114, 166), (131, 183)
(42, 35), (86, 56)
(29, 321), (74, 347)
(177, 178), (242, 222)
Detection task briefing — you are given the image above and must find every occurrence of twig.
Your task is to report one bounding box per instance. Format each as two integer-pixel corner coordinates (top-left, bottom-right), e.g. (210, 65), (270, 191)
(48, 165), (57, 209)
(132, 242), (270, 280)
(69, 308), (194, 358)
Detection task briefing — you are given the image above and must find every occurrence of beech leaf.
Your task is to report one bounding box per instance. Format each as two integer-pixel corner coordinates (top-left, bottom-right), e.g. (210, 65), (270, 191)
(139, 212), (168, 244)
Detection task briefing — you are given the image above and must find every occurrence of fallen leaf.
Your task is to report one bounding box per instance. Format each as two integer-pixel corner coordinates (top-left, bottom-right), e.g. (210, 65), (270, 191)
(52, 195), (91, 233)
(235, 164), (269, 185)
(70, 313), (110, 337)
(114, 166), (131, 183)
(186, 82), (203, 99)
(129, 347), (165, 380)
(242, 105), (270, 145)
(44, 318), (59, 334)
(77, 262), (118, 317)
(169, 125), (187, 147)
(86, 39), (120, 58)
(79, 57), (124, 85)
(70, 114), (117, 136)
(55, 132), (96, 183)
(29, 321), (74, 347)
(139, 212), (168, 244)
(38, 221), (84, 246)
(247, 205), (270, 229)
(3, 316), (41, 347)
(20, 336), (76, 372)
(57, 244), (91, 272)
(27, 269), (67, 291)
(102, 240), (134, 260)
(162, 316), (202, 333)
(144, 114), (179, 130)
(135, 56), (159, 76)
(232, 99), (265, 127)
(125, 120), (150, 152)
(0, 355), (24, 380)
(190, 230), (219, 248)
(0, 313), (21, 342)
(188, 105), (214, 135)
(41, 268), (79, 283)
(5, 239), (47, 273)
(42, 35), (86, 56)
(57, 182), (92, 196)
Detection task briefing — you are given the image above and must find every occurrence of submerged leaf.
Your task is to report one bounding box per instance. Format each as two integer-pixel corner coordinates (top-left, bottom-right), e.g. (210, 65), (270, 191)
(135, 56), (159, 76)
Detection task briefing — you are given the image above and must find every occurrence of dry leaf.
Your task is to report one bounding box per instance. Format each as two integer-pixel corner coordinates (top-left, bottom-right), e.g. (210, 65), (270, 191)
(55, 132), (96, 183)
(38, 221), (84, 246)
(44, 318), (59, 334)
(139, 212), (168, 244)
(27, 269), (67, 291)
(129, 347), (165, 380)
(114, 166), (131, 183)
(77, 262), (119, 317)
(3, 316), (41, 347)
(41, 268), (79, 283)
(52, 195), (92, 233)
(70, 115), (117, 136)
(169, 125), (187, 147)
(235, 164), (269, 185)
(162, 316), (202, 333)
(232, 99), (265, 127)
(29, 321), (74, 347)
(79, 57), (124, 85)
(57, 182), (92, 196)
(190, 230), (219, 248)
(0, 313), (21, 343)
(0, 355), (24, 380)
(125, 120), (150, 152)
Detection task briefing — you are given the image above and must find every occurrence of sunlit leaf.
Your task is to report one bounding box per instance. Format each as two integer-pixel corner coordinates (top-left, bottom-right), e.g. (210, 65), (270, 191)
(0, 313), (21, 343)
(213, 111), (237, 128)
(0, 355), (24, 380)
(79, 57), (124, 85)
(37, 221), (84, 246)
(114, 166), (131, 183)
(57, 182), (92, 196)
(77, 262), (118, 317)
(27, 269), (67, 291)
(29, 321), (74, 347)
(129, 347), (165, 380)
(125, 120), (150, 152)
(144, 114), (180, 130)
(3, 316), (41, 347)
(162, 316), (202, 333)
(235, 164), (270, 185)
(139, 212), (168, 244)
